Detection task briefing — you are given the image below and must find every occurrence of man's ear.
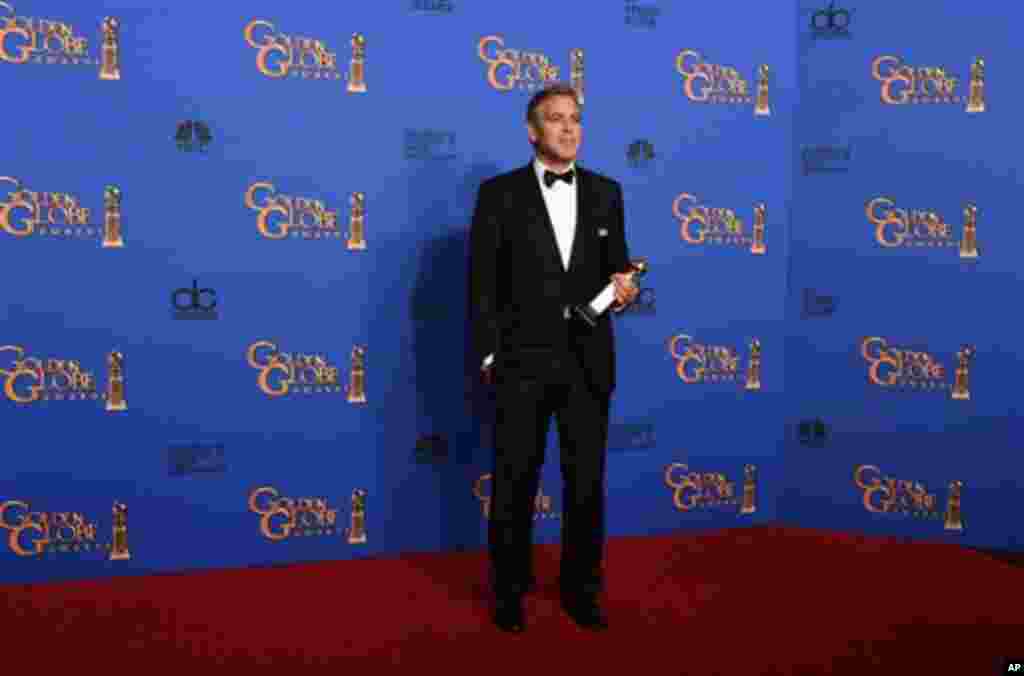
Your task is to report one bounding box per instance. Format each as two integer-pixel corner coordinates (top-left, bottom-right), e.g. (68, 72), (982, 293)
(526, 121), (538, 145)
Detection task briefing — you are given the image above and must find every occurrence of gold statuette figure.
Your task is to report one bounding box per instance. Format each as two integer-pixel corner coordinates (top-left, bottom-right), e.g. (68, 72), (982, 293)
(570, 48), (585, 106)
(741, 464), (757, 514)
(347, 191), (366, 250)
(347, 344), (367, 403)
(745, 338), (761, 391)
(751, 202), (766, 255)
(99, 17), (121, 81)
(109, 501), (130, 560)
(348, 33), (367, 93)
(960, 203), (979, 259)
(944, 480), (963, 532)
(102, 186), (123, 248)
(473, 474), (492, 519)
(106, 351), (126, 411)
(966, 57), (984, 113)
(951, 345), (974, 401)
(754, 64), (770, 116)
(347, 489), (367, 543)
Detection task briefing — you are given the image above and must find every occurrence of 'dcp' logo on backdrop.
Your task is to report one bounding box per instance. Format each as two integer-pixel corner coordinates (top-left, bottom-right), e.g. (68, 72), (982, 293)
(673, 193), (767, 254)
(0, 3), (121, 78)
(243, 19), (366, 91)
(871, 55), (984, 112)
(675, 50), (770, 116)
(0, 177), (123, 246)
(0, 499), (129, 559)
(860, 337), (975, 400)
(664, 463), (757, 515)
(854, 465), (963, 532)
(477, 35), (584, 103)
(0, 345), (126, 410)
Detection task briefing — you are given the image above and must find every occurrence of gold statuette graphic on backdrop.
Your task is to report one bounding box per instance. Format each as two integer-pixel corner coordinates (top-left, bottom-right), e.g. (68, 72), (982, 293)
(109, 501), (129, 560)
(741, 464), (757, 514)
(668, 333), (762, 391)
(944, 480), (964, 532)
(98, 16), (120, 80)
(347, 192), (366, 250)
(347, 345), (367, 403)
(867, 197), (979, 258)
(966, 58), (984, 113)
(105, 351), (126, 411)
(347, 33), (366, 93)
(754, 64), (770, 116)
(872, 55), (985, 112)
(950, 344), (975, 401)
(102, 185), (123, 247)
(570, 47), (585, 105)
(347, 489), (367, 544)
(673, 194), (768, 252)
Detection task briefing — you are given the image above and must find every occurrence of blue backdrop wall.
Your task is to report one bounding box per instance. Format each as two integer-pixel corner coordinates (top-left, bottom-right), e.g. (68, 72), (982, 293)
(0, 1), (1016, 586)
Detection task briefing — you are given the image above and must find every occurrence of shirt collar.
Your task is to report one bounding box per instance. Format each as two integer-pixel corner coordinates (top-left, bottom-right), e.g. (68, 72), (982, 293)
(533, 156), (576, 186)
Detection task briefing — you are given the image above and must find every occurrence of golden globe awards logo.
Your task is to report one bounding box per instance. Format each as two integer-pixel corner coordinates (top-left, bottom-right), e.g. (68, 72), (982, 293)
(247, 486), (367, 543)
(675, 50), (771, 116)
(477, 35), (578, 94)
(0, 177), (124, 246)
(860, 337), (975, 400)
(667, 334), (762, 391)
(854, 465), (963, 532)
(246, 340), (367, 403)
(243, 19), (366, 91)
(0, 3), (121, 79)
(867, 198), (979, 258)
(244, 181), (366, 248)
(0, 345), (127, 410)
(472, 474), (561, 521)
(0, 499), (130, 558)
(673, 194), (767, 254)
(872, 55), (984, 112)
(664, 463), (757, 515)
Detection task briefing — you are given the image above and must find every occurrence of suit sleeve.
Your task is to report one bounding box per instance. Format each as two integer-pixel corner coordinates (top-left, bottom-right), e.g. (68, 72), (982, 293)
(469, 180), (500, 367)
(606, 181), (631, 277)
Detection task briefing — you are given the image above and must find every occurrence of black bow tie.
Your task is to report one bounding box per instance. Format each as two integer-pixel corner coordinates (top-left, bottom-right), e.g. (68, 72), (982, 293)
(543, 168), (575, 188)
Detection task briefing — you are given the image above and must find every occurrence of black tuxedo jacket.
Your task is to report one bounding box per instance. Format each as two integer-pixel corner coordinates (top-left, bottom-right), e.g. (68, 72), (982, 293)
(469, 162), (631, 396)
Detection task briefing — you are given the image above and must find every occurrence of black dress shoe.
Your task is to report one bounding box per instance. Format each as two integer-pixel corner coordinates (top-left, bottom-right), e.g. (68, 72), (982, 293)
(561, 593), (608, 631)
(493, 595), (525, 633)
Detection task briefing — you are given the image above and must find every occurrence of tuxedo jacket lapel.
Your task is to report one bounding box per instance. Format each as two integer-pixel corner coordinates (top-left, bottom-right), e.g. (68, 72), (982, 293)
(520, 163), (564, 273)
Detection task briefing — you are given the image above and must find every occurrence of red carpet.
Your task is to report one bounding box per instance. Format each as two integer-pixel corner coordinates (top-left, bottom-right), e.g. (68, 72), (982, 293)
(1, 526), (1020, 673)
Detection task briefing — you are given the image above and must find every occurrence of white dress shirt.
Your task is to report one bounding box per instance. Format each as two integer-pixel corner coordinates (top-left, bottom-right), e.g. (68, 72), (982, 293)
(482, 157), (577, 370)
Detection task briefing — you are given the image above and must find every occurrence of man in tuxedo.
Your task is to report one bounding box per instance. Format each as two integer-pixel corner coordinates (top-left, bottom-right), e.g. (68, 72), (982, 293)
(469, 83), (638, 633)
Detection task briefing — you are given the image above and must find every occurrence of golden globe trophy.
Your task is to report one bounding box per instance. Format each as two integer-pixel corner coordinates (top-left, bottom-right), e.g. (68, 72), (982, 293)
(105, 351), (126, 411)
(745, 338), (761, 391)
(741, 465), (757, 514)
(99, 17), (121, 81)
(966, 57), (984, 113)
(951, 345), (974, 401)
(109, 501), (130, 560)
(754, 64), (771, 116)
(473, 474), (492, 519)
(347, 344), (367, 403)
(347, 33), (367, 93)
(347, 489), (367, 544)
(102, 186), (123, 248)
(959, 204), (979, 259)
(751, 202), (766, 255)
(570, 48), (585, 106)
(575, 258), (648, 326)
(347, 191), (366, 250)
(944, 480), (963, 532)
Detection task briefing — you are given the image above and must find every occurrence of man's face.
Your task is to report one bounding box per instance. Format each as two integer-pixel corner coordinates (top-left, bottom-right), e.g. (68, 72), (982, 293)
(527, 95), (581, 165)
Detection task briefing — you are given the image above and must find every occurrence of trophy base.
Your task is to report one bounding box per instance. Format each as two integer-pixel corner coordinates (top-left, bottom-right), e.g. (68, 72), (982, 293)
(109, 551), (130, 560)
(572, 304), (599, 328)
(346, 240), (366, 250)
(966, 103), (985, 114)
(750, 244), (766, 255)
(347, 534), (367, 544)
(99, 71), (121, 81)
(754, 106), (770, 117)
(347, 83), (367, 94)
(944, 521), (963, 532)
(347, 393), (367, 404)
(106, 400), (127, 411)
(959, 249), (978, 259)
(951, 391), (970, 401)
(745, 382), (760, 391)
(102, 239), (124, 248)
(740, 506), (756, 515)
